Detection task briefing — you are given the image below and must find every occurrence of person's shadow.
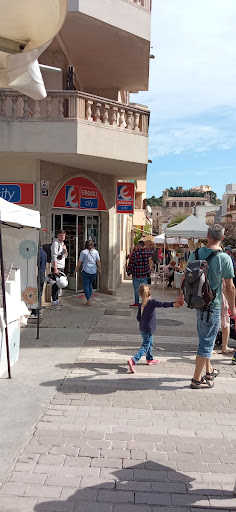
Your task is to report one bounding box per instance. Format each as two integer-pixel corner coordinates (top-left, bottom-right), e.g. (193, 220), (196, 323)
(34, 461), (235, 511)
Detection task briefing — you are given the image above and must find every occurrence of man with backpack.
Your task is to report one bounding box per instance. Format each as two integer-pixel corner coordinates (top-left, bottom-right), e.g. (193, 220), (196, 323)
(127, 240), (152, 306)
(180, 224), (236, 389)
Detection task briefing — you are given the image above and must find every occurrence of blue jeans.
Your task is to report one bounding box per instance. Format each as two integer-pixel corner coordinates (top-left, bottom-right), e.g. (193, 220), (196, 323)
(196, 309), (221, 358)
(133, 331), (154, 363)
(132, 277), (148, 304)
(82, 270), (97, 300)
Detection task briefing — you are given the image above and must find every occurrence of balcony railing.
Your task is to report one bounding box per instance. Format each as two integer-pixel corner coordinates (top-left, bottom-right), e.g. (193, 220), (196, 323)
(124, 0), (151, 10)
(0, 90), (150, 135)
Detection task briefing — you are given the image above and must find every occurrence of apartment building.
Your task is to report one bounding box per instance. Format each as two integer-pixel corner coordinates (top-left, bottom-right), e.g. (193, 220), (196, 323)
(0, 0), (151, 293)
(221, 184), (236, 223)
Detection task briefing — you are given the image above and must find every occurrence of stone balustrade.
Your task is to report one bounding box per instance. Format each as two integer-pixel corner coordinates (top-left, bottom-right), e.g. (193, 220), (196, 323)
(126, 0), (151, 10)
(0, 90), (150, 134)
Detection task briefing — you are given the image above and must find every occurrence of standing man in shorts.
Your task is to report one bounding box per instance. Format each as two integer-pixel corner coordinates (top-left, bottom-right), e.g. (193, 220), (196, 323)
(180, 224), (236, 389)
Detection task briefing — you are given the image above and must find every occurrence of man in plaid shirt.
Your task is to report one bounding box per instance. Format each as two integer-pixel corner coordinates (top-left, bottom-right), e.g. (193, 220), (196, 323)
(127, 240), (152, 306)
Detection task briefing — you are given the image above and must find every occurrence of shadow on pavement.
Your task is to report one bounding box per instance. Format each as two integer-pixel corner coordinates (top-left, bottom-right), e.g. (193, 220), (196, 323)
(33, 461), (235, 511)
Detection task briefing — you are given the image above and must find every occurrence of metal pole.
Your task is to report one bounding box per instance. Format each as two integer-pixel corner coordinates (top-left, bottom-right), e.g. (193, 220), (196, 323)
(163, 236), (166, 290)
(0, 222), (11, 378)
(36, 232), (40, 340)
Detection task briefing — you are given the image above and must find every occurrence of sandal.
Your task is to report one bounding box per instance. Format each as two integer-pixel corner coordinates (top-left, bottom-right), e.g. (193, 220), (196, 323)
(205, 368), (219, 380)
(190, 377), (214, 389)
(222, 348), (235, 354)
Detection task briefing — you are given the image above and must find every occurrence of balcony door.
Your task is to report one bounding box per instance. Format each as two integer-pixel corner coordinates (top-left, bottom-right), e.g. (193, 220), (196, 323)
(52, 213), (100, 292)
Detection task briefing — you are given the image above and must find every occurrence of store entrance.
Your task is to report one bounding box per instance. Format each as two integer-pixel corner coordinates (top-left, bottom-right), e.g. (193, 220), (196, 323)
(52, 213), (100, 292)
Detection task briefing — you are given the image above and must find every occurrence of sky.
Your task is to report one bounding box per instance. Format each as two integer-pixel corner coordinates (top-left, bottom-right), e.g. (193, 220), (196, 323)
(132, 0), (236, 200)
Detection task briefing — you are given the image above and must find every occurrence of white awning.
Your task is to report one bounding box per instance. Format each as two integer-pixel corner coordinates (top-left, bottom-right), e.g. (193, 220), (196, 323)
(0, 198), (41, 229)
(0, 0), (68, 99)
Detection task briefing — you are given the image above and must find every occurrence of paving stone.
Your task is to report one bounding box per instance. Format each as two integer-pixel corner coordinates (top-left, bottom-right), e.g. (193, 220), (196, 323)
(135, 491), (171, 505)
(24, 484), (62, 498)
(8, 472), (46, 485)
(97, 489), (134, 503)
(0, 482), (25, 496)
(91, 457), (122, 468)
(65, 456), (91, 467)
(38, 454), (65, 466)
(0, 496), (37, 511)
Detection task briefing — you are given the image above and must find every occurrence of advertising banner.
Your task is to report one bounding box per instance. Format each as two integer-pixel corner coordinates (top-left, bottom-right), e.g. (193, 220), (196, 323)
(0, 183), (34, 205)
(116, 182), (134, 214)
(53, 177), (107, 211)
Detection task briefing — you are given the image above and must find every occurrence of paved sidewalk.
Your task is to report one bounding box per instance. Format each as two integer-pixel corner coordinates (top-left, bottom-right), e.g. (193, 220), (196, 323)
(0, 282), (236, 511)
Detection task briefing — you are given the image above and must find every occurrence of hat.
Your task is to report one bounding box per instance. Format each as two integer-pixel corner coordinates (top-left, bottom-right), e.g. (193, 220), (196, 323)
(225, 246), (232, 251)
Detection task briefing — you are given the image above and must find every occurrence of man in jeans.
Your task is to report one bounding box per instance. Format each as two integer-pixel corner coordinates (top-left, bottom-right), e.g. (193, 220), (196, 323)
(51, 230), (68, 311)
(127, 240), (152, 307)
(179, 224), (236, 389)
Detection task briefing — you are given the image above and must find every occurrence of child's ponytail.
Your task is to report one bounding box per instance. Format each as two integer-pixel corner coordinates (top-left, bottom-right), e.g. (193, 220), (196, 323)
(139, 284), (151, 315)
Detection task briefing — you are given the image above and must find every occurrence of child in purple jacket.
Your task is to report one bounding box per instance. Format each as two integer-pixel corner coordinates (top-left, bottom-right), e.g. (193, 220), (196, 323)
(128, 284), (182, 373)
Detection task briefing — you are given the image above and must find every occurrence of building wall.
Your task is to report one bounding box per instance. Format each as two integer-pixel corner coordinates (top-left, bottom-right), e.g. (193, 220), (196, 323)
(0, 155), (40, 210)
(39, 160), (123, 294)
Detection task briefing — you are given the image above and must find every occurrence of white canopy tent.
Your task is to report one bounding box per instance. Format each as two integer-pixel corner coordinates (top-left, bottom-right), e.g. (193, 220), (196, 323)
(0, 0), (68, 100)
(154, 233), (188, 245)
(165, 215), (209, 239)
(158, 215), (209, 289)
(0, 198), (41, 378)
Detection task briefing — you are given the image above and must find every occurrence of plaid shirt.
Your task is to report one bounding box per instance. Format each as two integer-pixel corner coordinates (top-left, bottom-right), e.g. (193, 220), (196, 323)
(127, 248), (152, 278)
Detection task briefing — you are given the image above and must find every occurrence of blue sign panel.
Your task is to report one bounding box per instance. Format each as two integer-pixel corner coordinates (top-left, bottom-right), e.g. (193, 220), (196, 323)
(117, 204), (133, 212)
(80, 198), (98, 209)
(0, 184), (21, 203)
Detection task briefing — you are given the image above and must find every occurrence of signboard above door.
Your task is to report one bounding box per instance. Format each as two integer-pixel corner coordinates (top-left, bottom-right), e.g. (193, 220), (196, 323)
(0, 183), (34, 205)
(53, 177), (107, 211)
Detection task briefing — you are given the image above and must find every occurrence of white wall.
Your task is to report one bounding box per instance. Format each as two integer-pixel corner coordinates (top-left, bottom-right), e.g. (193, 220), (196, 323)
(0, 156), (40, 209)
(68, 0), (151, 42)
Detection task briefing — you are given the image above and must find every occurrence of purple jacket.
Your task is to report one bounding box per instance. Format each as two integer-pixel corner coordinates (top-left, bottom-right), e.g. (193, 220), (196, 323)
(137, 299), (174, 333)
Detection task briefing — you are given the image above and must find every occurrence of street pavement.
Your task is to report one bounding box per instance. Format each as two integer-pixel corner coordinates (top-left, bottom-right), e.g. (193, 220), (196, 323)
(0, 282), (236, 511)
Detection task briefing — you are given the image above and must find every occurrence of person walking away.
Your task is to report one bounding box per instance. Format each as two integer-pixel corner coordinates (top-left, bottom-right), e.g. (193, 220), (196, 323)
(51, 230), (68, 311)
(127, 284), (183, 373)
(164, 260), (177, 287)
(152, 245), (160, 271)
(219, 281), (235, 355)
(179, 224), (236, 389)
(30, 246), (47, 318)
(127, 240), (152, 307)
(74, 241), (101, 306)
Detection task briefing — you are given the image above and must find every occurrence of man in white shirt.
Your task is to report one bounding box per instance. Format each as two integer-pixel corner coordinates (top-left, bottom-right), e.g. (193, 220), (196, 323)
(51, 230), (68, 310)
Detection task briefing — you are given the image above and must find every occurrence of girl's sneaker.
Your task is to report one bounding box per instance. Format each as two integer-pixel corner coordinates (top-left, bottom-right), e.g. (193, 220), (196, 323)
(128, 358), (136, 373)
(232, 352), (236, 365)
(147, 359), (160, 365)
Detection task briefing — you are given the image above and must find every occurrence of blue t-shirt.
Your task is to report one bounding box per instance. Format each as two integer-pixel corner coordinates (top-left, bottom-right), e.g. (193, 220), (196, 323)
(79, 249), (100, 274)
(188, 248), (234, 310)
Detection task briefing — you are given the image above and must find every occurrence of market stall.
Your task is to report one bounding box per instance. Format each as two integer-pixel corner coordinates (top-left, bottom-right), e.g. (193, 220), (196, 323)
(163, 215), (209, 289)
(0, 198), (41, 378)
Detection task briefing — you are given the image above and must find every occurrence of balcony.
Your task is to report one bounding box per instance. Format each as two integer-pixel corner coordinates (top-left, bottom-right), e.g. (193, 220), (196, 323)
(0, 90), (150, 178)
(60, 0), (151, 91)
(227, 204), (236, 213)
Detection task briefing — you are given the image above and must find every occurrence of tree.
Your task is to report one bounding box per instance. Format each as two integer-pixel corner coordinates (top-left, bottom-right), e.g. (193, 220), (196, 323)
(146, 196), (163, 206)
(167, 213), (188, 228)
(221, 221), (236, 246)
(134, 229), (142, 246)
(208, 191), (221, 205)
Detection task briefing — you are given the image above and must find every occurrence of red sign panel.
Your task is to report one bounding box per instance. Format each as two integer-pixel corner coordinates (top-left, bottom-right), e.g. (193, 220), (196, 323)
(0, 183), (34, 205)
(53, 177), (107, 211)
(116, 182), (134, 214)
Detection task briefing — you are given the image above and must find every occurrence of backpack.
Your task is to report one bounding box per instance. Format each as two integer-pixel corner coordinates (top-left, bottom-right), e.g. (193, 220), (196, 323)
(182, 248), (221, 310)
